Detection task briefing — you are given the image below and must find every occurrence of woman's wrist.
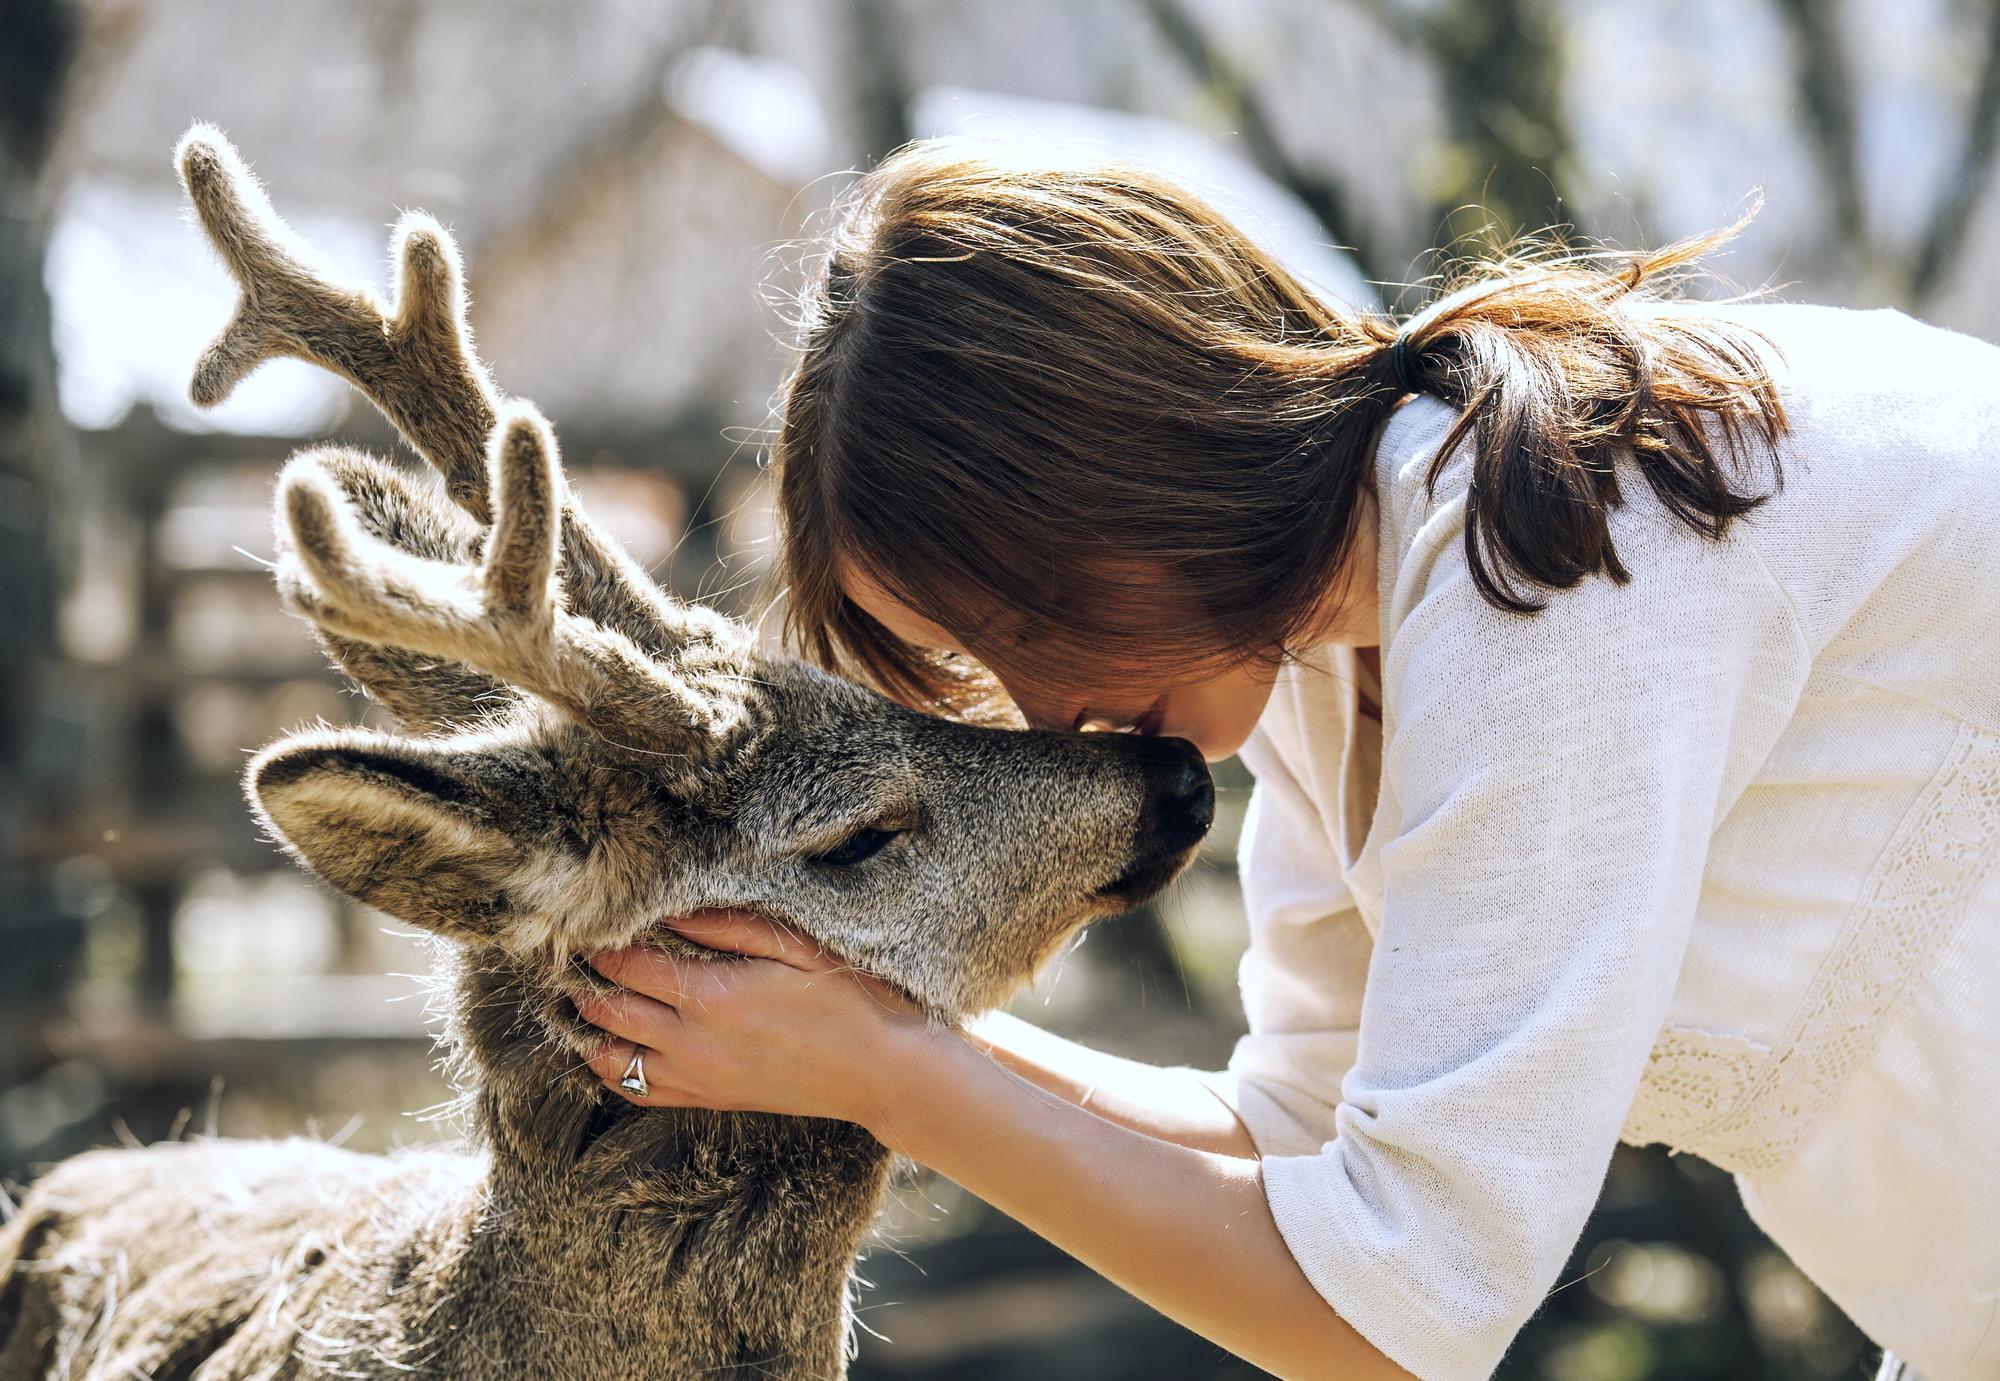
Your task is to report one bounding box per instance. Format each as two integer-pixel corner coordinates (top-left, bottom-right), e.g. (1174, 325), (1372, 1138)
(860, 1016), (1000, 1152)
(903, 1007), (1258, 1159)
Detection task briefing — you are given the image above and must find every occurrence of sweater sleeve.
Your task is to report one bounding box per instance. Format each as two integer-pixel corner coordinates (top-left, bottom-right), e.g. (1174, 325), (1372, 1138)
(1251, 511), (1806, 1381)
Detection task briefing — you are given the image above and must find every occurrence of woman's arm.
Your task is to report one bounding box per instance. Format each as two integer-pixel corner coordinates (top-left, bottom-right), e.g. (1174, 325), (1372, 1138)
(961, 1008), (1258, 1158)
(877, 1017), (1414, 1381)
(578, 920), (1413, 1381)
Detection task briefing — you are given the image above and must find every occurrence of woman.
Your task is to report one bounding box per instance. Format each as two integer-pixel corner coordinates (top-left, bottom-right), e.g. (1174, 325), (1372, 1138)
(578, 140), (2000, 1380)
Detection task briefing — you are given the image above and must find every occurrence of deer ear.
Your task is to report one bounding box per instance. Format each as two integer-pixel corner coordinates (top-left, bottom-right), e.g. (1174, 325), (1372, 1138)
(248, 729), (547, 939)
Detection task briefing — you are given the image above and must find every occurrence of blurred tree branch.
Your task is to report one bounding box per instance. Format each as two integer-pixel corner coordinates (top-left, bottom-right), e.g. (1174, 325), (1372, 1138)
(1911, 0), (2000, 304)
(1138, 0), (1392, 286)
(1773, 0), (2000, 304)
(848, 0), (915, 164)
(1362, 0), (1577, 259)
(1770, 0), (1872, 275)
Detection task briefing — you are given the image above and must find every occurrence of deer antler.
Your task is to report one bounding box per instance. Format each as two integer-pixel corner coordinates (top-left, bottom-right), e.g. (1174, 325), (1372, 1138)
(176, 123), (501, 522)
(280, 401), (748, 749)
(173, 121), (723, 665)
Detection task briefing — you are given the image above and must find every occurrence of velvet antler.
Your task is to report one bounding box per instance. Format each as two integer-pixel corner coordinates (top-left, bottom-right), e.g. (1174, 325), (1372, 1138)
(174, 121), (752, 748)
(278, 406), (746, 747)
(173, 121), (738, 667)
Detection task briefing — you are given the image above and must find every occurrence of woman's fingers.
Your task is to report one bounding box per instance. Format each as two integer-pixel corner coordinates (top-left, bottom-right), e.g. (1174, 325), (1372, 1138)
(586, 913), (837, 999)
(574, 982), (681, 1050)
(587, 943), (722, 1005)
(576, 964), (712, 1107)
(663, 909), (832, 971)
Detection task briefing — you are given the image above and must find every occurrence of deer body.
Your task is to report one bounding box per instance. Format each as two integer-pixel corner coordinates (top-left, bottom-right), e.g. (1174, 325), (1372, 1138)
(0, 125), (1214, 1379)
(3, 973), (889, 1380)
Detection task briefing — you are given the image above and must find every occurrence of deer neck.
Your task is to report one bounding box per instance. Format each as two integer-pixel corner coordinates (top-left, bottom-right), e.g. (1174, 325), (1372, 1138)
(435, 957), (897, 1372)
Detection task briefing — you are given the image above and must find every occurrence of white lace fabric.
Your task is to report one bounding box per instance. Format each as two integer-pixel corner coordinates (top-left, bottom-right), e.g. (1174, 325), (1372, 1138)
(1623, 719), (2000, 1175)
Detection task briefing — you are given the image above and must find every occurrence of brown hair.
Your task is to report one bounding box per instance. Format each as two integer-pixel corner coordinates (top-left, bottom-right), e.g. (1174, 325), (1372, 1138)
(768, 139), (1790, 723)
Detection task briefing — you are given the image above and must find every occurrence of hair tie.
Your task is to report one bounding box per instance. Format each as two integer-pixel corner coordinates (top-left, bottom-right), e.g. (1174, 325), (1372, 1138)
(1382, 275), (1538, 398)
(1386, 329), (1423, 395)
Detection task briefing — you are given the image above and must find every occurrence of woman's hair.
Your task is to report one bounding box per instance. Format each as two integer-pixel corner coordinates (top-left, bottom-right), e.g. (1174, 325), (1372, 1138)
(768, 138), (1790, 723)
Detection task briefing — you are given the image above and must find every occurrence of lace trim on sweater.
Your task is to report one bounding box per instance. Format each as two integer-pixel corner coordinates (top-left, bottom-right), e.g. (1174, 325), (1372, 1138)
(1621, 720), (2000, 1175)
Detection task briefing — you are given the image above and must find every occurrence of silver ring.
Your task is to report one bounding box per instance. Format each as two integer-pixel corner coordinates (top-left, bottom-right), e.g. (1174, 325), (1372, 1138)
(618, 1049), (650, 1097)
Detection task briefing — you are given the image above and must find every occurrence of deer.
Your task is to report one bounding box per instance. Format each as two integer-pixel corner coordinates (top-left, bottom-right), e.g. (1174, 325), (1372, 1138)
(0, 124), (1215, 1380)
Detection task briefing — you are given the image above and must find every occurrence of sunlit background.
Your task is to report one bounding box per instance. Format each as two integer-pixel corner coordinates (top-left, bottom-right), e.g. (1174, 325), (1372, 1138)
(5, 2), (1997, 1377)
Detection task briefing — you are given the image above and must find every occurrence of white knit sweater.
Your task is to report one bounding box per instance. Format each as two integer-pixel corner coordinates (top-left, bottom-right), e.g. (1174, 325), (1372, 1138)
(1194, 302), (2000, 1381)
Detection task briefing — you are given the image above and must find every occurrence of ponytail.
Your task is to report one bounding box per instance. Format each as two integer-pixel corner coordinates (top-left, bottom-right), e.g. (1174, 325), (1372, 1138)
(1358, 205), (1789, 613)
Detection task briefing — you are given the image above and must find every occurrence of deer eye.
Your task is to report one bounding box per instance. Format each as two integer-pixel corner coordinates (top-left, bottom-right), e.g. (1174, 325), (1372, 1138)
(812, 827), (901, 868)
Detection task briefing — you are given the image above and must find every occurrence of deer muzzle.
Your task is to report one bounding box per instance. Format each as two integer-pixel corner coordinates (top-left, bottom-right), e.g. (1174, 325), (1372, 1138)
(1096, 735), (1214, 904)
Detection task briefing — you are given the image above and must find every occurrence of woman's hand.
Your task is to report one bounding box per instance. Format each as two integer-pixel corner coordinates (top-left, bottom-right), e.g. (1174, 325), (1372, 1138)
(578, 912), (1409, 1379)
(577, 910), (931, 1129)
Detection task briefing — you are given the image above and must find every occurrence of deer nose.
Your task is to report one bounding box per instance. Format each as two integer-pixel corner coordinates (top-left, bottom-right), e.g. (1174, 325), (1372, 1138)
(1137, 735), (1214, 848)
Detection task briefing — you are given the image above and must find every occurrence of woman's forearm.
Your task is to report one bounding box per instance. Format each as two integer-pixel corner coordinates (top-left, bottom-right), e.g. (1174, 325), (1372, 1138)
(961, 1009), (1258, 1157)
(865, 1025), (1413, 1381)
(578, 917), (1408, 1379)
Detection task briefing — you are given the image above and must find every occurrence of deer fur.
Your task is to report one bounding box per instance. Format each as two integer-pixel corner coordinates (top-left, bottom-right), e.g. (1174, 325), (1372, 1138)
(0, 125), (1214, 1379)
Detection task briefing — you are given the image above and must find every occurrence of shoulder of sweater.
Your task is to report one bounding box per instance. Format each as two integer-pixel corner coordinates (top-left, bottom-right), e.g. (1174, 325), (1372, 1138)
(1374, 403), (1805, 670)
(1637, 299), (2000, 431)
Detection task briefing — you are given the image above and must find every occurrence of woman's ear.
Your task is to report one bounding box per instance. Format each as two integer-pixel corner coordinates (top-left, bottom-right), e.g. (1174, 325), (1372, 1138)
(248, 728), (551, 940)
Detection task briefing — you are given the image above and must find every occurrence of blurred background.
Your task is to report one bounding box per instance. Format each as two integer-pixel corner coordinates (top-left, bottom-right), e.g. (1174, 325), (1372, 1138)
(4, 1), (1996, 1376)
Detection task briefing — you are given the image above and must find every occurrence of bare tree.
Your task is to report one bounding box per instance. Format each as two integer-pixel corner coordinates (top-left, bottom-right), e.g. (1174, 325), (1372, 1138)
(848, 0), (916, 164)
(1772, 0), (2000, 305)
(0, 0), (81, 1097)
(1338, 0), (1577, 266)
(1138, 0), (1393, 285)
(1771, 0), (1872, 277)
(1911, 0), (2000, 305)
